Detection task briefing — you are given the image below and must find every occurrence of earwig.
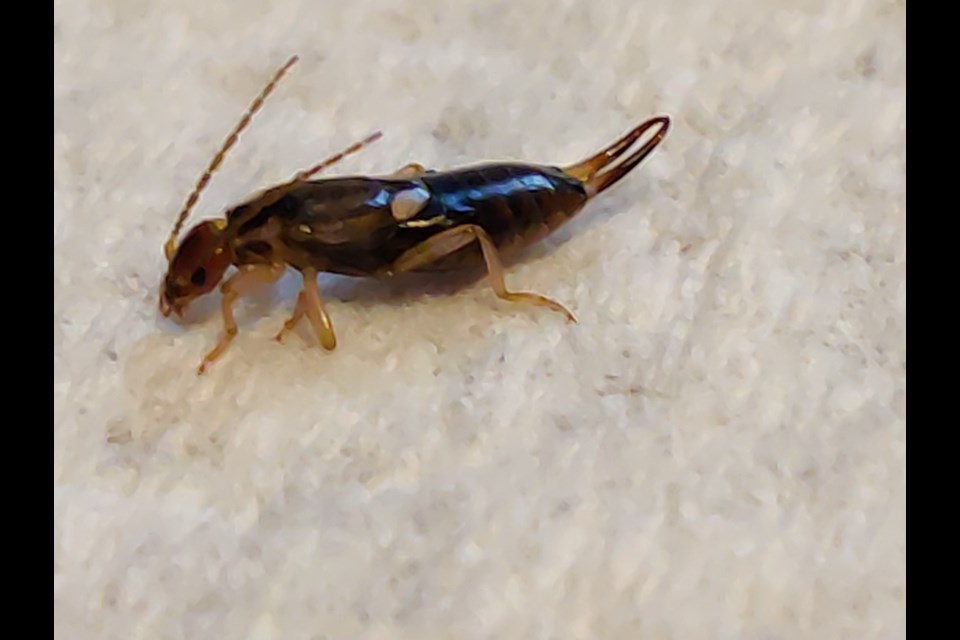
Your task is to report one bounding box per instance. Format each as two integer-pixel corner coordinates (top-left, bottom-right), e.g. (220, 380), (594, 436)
(160, 55), (670, 374)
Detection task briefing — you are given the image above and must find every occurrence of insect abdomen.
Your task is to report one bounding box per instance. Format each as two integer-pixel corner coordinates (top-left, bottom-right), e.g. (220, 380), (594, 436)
(420, 163), (588, 251)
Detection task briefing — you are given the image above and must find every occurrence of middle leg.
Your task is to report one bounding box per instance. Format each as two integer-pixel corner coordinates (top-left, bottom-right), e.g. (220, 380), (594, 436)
(274, 268), (337, 350)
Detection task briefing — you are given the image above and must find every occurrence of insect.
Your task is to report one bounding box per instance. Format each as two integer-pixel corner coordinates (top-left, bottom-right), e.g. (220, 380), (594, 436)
(160, 55), (670, 374)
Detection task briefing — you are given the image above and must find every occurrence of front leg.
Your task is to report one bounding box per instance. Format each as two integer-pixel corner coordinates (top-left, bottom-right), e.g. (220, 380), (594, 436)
(197, 263), (286, 374)
(273, 291), (306, 343)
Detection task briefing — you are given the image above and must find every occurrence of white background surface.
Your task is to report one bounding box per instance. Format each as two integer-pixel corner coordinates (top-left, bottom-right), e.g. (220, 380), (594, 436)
(54, 1), (906, 638)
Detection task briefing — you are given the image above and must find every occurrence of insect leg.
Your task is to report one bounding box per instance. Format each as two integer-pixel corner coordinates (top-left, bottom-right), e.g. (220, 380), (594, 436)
(197, 263), (286, 374)
(273, 291), (306, 342)
(391, 224), (577, 323)
(295, 268), (337, 350)
(389, 163), (428, 179)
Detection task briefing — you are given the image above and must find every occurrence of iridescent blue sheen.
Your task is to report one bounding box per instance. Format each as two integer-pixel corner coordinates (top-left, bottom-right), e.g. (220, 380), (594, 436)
(365, 189), (391, 208)
(429, 171), (557, 214)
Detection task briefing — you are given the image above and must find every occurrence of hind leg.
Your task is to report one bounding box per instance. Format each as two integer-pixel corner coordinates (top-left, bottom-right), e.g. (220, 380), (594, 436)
(388, 163), (428, 179)
(390, 224), (576, 323)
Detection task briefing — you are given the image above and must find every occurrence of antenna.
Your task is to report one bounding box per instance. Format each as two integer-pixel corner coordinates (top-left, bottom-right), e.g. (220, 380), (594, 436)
(165, 55), (300, 261)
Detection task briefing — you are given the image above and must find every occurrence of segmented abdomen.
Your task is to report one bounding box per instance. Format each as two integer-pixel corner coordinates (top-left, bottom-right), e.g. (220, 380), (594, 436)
(420, 163), (588, 252)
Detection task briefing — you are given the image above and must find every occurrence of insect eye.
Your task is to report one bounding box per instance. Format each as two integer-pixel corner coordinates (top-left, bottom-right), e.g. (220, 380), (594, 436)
(191, 267), (206, 286)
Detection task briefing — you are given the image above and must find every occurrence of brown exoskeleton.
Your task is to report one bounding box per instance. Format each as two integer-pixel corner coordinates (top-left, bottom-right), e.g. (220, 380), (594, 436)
(160, 56), (670, 373)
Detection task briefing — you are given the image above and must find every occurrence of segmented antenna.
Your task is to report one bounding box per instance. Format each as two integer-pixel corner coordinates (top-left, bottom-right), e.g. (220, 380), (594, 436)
(165, 55), (300, 261)
(292, 130), (383, 182)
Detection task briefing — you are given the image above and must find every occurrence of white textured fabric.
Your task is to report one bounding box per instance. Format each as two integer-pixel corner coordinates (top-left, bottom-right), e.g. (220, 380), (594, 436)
(54, 1), (906, 638)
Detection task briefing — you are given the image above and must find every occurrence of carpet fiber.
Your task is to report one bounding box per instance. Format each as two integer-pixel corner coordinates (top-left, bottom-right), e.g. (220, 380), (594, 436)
(54, 1), (906, 637)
